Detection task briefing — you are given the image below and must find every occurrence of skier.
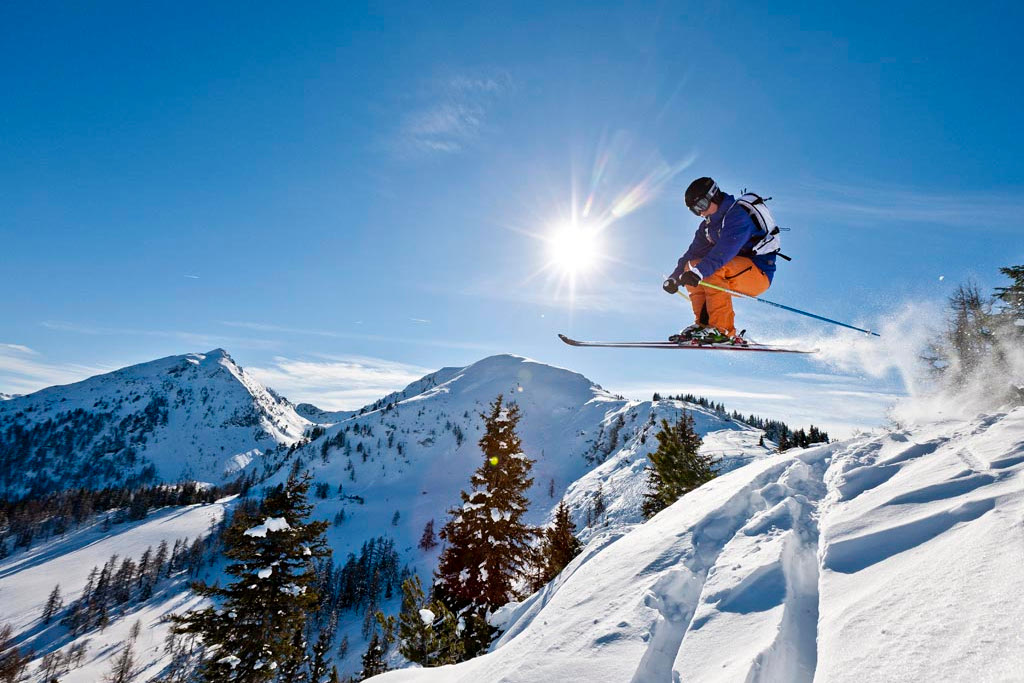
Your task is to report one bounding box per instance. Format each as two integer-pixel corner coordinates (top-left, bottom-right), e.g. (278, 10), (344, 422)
(662, 177), (778, 345)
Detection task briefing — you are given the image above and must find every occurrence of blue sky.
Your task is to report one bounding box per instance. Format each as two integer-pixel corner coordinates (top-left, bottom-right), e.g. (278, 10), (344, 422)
(2, 1), (1022, 435)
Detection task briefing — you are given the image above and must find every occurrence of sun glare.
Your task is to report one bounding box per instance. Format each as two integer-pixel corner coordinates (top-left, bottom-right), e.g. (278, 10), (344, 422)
(547, 222), (601, 275)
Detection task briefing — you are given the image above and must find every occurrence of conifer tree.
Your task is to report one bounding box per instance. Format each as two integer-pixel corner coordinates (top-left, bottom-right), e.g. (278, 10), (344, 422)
(434, 395), (538, 658)
(417, 520), (437, 551)
(103, 630), (137, 683)
(641, 411), (714, 518)
(307, 614), (336, 683)
(357, 633), (388, 680)
(777, 431), (790, 452)
(42, 584), (63, 623)
(172, 472), (329, 682)
(0, 623), (33, 683)
(396, 575), (464, 667)
(275, 628), (307, 683)
(994, 265), (1024, 317)
(536, 500), (582, 587)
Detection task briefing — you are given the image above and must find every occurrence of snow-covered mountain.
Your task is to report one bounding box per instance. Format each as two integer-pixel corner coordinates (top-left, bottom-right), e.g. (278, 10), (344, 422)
(0, 349), (310, 496)
(372, 406), (1024, 683)
(0, 393), (19, 401)
(0, 352), (774, 681)
(8, 348), (1021, 681)
(276, 354), (770, 563)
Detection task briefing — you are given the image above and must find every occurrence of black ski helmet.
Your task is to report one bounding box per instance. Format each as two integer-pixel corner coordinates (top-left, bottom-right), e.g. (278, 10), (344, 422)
(685, 177), (722, 216)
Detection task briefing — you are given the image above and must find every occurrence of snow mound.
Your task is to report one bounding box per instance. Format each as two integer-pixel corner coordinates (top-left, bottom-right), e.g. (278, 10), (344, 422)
(244, 517), (291, 537)
(370, 407), (1024, 682)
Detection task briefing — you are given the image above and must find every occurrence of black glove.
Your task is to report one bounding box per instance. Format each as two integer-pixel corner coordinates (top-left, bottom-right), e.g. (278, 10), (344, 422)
(678, 271), (701, 288)
(662, 278), (679, 294)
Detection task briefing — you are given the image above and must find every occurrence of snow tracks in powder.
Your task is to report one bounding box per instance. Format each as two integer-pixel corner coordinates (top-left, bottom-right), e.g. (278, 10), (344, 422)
(371, 407), (1024, 683)
(630, 449), (828, 683)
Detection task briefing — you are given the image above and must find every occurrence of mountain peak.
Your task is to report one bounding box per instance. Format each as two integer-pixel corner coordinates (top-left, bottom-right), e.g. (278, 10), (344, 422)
(0, 347), (307, 496)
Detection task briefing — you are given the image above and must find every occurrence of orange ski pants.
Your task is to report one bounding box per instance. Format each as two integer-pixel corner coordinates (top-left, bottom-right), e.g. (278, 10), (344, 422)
(685, 256), (770, 336)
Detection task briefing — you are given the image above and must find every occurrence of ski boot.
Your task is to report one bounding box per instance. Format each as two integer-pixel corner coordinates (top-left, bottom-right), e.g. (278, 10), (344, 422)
(688, 327), (732, 345)
(668, 323), (705, 343)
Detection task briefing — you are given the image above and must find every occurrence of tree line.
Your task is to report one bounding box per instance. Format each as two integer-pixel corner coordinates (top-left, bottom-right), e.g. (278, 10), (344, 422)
(0, 476), (254, 558)
(651, 392), (830, 448)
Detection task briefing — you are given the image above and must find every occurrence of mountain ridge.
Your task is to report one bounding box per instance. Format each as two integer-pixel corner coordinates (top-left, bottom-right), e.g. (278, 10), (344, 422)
(0, 348), (310, 496)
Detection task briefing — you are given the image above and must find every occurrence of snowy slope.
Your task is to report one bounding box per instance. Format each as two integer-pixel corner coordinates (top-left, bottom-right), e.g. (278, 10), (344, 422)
(371, 406), (1024, 683)
(0, 393), (19, 401)
(0, 499), (230, 682)
(0, 349), (310, 496)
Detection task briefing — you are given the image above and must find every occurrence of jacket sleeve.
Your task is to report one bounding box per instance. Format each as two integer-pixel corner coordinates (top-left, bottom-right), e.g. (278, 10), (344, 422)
(672, 227), (712, 279)
(694, 208), (756, 278)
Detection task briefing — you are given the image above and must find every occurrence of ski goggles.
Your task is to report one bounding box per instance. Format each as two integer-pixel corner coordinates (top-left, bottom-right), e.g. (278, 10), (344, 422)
(687, 196), (712, 216)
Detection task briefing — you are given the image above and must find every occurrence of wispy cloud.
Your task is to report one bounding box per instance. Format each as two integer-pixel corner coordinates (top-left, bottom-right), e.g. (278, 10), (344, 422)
(1, 343), (37, 355)
(220, 320), (497, 353)
(0, 344), (111, 395)
(245, 355), (436, 410)
(41, 320), (280, 351)
(393, 72), (515, 156)
(786, 179), (1023, 231)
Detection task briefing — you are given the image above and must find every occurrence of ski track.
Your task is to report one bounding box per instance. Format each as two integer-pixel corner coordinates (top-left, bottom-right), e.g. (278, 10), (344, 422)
(626, 450), (831, 683)
(629, 416), (1017, 683)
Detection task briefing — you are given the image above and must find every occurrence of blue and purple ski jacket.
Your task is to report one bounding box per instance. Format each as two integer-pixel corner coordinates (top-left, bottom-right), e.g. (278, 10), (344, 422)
(672, 193), (777, 283)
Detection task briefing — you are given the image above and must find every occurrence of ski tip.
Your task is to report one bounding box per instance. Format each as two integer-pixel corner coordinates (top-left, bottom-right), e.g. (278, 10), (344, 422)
(557, 333), (582, 346)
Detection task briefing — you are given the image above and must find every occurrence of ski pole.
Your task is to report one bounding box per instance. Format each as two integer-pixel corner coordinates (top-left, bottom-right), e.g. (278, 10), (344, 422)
(698, 280), (881, 337)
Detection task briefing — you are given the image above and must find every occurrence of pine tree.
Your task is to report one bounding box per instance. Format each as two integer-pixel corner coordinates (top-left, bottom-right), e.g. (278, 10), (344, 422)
(307, 616), (335, 683)
(336, 635), (349, 660)
(172, 472), (330, 682)
(357, 632), (388, 681)
(434, 395), (538, 658)
(396, 576), (464, 667)
(417, 520), (437, 551)
(103, 635), (136, 683)
(777, 431), (790, 452)
(0, 624), (33, 683)
(994, 265), (1024, 317)
(274, 628), (307, 683)
(42, 584), (63, 623)
(641, 411), (714, 518)
(536, 500), (582, 587)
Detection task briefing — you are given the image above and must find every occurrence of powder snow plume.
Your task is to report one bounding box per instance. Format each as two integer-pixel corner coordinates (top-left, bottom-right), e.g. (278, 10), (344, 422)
(792, 300), (1024, 426)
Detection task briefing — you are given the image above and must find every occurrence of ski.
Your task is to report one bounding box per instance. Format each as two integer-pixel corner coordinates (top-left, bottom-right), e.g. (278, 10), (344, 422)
(558, 334), (817, 354)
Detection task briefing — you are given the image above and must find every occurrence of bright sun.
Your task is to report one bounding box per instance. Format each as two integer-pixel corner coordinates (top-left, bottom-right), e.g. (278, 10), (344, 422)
(547, 222), (602, 275)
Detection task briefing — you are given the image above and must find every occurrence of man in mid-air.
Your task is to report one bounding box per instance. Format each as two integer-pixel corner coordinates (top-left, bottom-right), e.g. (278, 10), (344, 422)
(662, 177), (779, 345)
